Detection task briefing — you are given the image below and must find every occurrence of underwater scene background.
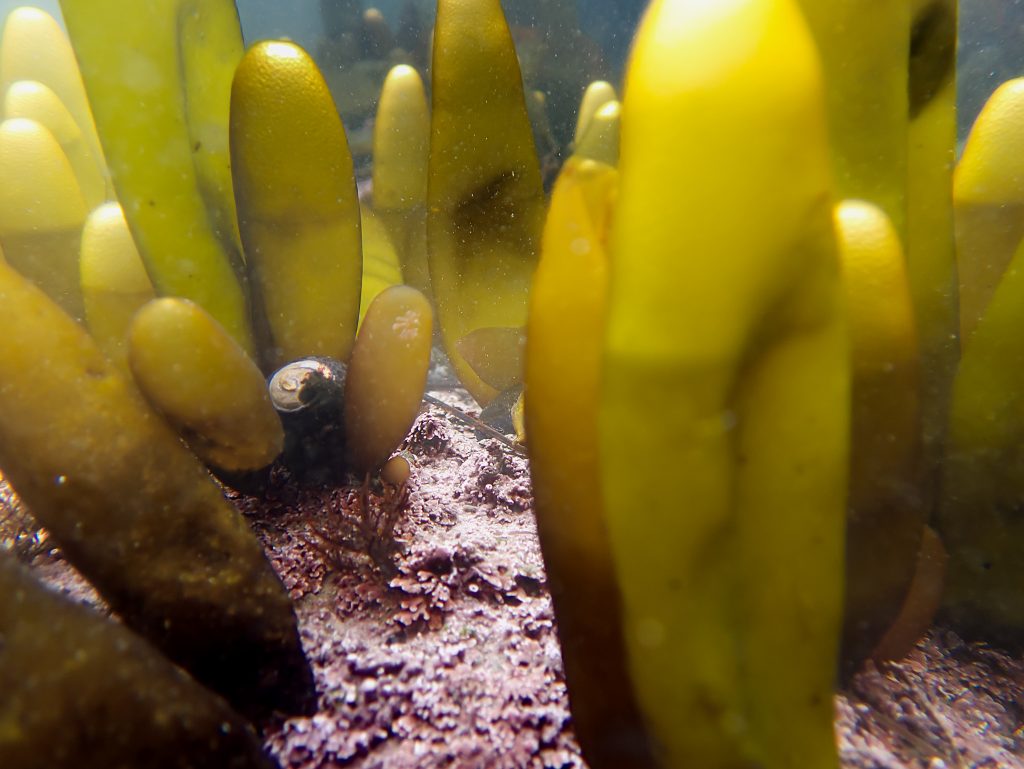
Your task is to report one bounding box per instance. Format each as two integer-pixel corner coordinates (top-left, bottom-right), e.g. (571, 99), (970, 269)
(2, 1), (1024, 768)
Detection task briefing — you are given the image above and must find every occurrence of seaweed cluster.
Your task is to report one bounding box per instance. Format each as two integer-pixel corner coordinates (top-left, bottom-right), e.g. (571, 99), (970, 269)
(534, 0), (1020, 767)
(0, 3), (433, 766)
(1, 1), (1024, 768)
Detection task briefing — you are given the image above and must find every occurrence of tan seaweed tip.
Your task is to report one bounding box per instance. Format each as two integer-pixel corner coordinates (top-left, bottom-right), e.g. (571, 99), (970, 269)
(574, 100), (620, 166)
(0, 7), (93, 133)
(231, 39), (352, 221)
(344, 285), (433, 474)
(80, 202), (152, 294)
(834, 199), (917, 370)
(80, 202), (155, 363)
(361, 7), (394, 58)
(573, 80), (617, 145)
(128, 297), (284, 472)
(4, 80), (80, 144)
(3, 79), (106, 208)
(0, 117), (85, 231)
(955, 77), (1024, 206)
(373, 63), (429, 210)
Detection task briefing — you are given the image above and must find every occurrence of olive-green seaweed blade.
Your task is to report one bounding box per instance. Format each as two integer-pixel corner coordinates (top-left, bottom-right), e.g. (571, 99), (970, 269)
(0, 251), (311, 719)
(940, 226), (1024, 638)
(572, 80), (617, 147)
(602, 1), (846, 766)
(58, 0), (254, 355)
(231, 40), (362, 370)
(373, 64), (430, 297)
(427, 0), (546, 406)
(79, 201), (156, 367)
(3, 80), (107, 210)
(525, 156), (655, 769)
(0, 554), (275, 769)
(906, 0), (958, 467)
(359, 208), (404, 324)
(0, 6), (111, 203)
(129, 297), (284, 472)
(344, 285), (433, 474)
(0, 116), (88, 321)
(796, 0), (910, 237)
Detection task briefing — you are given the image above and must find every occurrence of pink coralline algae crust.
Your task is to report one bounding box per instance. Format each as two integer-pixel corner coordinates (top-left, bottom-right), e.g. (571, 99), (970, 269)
(248, 391), (582, 769)
(837, 631), (1024, 769)
(242, 385), (1024, 769)
(3, 377), (1023, 769)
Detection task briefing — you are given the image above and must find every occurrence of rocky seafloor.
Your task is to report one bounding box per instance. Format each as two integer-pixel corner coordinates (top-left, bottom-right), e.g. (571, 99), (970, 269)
(2, 372), (1023, 769)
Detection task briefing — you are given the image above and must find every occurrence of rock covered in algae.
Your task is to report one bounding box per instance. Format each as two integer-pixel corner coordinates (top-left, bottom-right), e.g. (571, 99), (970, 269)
(0, 553), (275, 769)
(0, 253), (312, 720)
